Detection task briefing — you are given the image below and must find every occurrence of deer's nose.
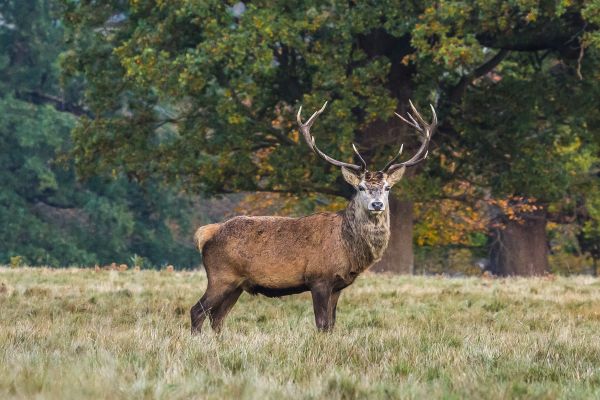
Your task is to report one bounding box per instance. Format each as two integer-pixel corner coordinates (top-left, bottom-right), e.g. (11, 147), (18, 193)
(371, 201), (384, 210)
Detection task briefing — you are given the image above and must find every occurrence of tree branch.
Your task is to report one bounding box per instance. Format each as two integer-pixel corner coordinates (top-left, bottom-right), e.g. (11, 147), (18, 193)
(475, 14), (588, 59)
(15, 90), (92, 117)
(449, 49), (509, 103)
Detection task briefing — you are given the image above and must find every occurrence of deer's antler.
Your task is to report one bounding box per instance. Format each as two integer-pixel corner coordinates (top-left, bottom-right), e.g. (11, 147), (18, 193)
(297, 102), (365, 171)
(383, 100), (437, 173)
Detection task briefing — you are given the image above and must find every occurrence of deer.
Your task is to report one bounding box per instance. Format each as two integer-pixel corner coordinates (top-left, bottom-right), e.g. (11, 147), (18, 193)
(191, 100), (437, 333)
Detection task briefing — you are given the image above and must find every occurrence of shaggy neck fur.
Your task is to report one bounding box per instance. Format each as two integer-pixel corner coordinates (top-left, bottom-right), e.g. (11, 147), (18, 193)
(341, 195), (391, 272)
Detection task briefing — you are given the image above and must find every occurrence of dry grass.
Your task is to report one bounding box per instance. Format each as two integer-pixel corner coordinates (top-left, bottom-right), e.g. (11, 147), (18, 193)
(1, 267), (599, 399)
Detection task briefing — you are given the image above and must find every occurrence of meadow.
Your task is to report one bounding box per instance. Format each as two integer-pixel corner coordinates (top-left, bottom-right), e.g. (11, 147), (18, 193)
(0, 267), (599, 399)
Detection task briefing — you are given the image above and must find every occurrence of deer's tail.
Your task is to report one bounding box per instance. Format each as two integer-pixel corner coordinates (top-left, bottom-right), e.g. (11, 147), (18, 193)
(194, 223), (221, 253)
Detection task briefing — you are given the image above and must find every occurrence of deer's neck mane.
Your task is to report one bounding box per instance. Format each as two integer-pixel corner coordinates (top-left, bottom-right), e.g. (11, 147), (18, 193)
(341, 196), (391, 271)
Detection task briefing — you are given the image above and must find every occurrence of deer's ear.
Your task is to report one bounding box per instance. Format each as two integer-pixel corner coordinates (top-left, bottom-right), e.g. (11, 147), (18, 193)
(386, 166), (406, 187)
(341, 167), (361, 186)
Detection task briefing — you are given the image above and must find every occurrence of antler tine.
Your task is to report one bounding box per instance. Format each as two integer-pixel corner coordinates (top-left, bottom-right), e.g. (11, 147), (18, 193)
(297, 102), (363, 171)
(352, 143), (367, 171)
(394, 112), (420, 130)
(296, 101), (328, 133)
(408, 99), (428, 128)
(385, 101), (437, 173)
(429, 103), (438, 128)
(382, 143), (403, 172)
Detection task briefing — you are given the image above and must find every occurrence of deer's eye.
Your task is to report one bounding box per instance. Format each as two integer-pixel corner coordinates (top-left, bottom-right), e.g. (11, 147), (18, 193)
(385, 186), (391, 191)
(358, 186), (366, 191)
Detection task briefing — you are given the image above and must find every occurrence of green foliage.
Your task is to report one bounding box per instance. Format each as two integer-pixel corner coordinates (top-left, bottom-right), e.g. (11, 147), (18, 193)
(0, 96), (197, 267)
(0, 0), (198, 267)
(61, 1), (599, 199)
(451, 56), (599, 201)
(410, 0), (600, 264)
(56, 0), (600, 271)
(3, 0), (600, 268)
(578, 178), (600, 263)
(60, 1), (426, 195)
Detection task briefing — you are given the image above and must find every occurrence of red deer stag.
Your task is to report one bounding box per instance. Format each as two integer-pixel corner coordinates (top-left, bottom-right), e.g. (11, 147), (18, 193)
(191, 100), (437, 333)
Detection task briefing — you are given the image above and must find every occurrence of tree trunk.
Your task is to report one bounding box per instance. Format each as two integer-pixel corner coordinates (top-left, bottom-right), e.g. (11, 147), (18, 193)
(353, 30), (417, 274)
(490, 214), (549, 276)
(372, 197), (414, 274)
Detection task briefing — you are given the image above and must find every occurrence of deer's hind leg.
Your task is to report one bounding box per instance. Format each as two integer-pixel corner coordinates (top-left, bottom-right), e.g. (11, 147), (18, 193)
(190, 287), (219, 334)
(191, 275), (240, 334)
(210, 286), (243, 333)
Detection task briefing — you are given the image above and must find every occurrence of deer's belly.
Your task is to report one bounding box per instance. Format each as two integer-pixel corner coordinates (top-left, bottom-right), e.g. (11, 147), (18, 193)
(243, 282), (310, 297)
(234, 256), (307, 288)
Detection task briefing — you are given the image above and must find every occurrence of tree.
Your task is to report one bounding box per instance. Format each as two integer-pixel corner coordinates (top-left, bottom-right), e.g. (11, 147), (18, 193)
(0, 0), (198, 267)
(416, 3), (600, 275)
(61, 0), (600, 274)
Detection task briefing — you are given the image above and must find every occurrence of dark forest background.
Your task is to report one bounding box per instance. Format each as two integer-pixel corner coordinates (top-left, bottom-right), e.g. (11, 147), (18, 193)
(1, 0), (599, 274)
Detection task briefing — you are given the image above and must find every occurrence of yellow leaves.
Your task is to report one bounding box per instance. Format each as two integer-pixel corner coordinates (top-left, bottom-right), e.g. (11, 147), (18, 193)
(270, 117), (282, 129)
(319, 197), (347, 213)
(547, 221), (559, 230)
(155, 0), (168, 9)
(290, 129), (300, 144)
(234, 192), (293, 216)
(414, 179), (490, 247)
(10, 256), (24, 268)
(227, 114), (244, 125)
(525, 11), (538, 23)
(415, 199), (486, 247)
(424, 6), (436, 16)
(252, 16), (264, 30)
(561, 0), (574, 7)
(487, 196), (542, 222)
(334, 109), (350, 119)
(252, 147), (275, 175)
(401, 54), (415, 66)
(251, 15), (275, 38)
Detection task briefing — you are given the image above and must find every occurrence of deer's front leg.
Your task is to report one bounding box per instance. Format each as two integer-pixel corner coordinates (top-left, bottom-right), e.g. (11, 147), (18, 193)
(311, 283), (333, 331)
(328, 290), (341, 329)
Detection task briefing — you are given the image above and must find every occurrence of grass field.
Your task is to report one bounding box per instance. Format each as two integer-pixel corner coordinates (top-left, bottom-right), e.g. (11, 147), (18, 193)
(1, 268), (599, 399)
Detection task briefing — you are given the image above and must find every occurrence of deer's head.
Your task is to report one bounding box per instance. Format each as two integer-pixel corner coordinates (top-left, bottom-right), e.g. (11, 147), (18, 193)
(297, 101), (437, 214)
